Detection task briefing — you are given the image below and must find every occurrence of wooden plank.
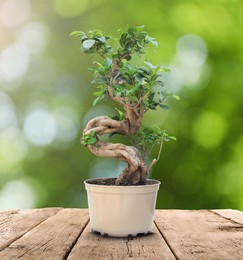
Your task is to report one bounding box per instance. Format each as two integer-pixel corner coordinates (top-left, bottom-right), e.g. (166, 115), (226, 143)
(154, 210), (243, 260)
(67, 222), (176, 260)
(212, 209), (243, 225)
(0, 208), (89, 259)
(0, 208), (62, 251)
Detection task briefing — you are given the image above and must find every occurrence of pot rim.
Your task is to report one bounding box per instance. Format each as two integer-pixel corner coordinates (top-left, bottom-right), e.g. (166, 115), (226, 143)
(84, 177), (161, 189)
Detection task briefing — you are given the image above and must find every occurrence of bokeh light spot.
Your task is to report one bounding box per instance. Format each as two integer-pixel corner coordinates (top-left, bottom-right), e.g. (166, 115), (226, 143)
(176, 34), (207, 67)
(192, 111), (228, 149)
(54, 107), (79, 142)
(0, 43), (29, 82)
(17, 22), (50, 55)
(0, 127), (28, 162)
(0, 91), (16, 129)
(172, 34), (209, 88)
(0, 0), (31, 28)
(23, 109), (57, 146)
(0, 179), (36, 210)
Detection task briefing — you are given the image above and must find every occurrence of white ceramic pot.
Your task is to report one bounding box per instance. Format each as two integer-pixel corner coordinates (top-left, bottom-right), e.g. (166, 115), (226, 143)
(84, 178), (160, 237)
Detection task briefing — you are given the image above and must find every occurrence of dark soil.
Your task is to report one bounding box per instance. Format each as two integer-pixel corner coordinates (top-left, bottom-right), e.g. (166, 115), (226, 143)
(85, 178), (159, 186)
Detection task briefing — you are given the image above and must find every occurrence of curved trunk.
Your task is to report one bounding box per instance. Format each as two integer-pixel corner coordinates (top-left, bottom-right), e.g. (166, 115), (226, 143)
(83, 114), (148, 185)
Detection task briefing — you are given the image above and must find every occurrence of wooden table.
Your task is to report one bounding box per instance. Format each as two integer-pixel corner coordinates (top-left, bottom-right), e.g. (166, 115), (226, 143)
(0, 208), (242, 259)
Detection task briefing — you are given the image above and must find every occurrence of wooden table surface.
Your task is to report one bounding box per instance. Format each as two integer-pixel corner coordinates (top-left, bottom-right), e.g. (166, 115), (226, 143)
(0, 208), (242, 259)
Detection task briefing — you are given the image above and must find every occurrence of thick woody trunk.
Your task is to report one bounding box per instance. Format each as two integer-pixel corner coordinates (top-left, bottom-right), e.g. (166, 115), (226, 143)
(83, 113), (148, 185)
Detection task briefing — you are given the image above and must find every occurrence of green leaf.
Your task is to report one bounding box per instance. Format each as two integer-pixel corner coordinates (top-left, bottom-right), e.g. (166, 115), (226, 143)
(93, 95), (105, 106)
(93, 91), (104, 97)
(88, 66), (99, 71)
(172, 94), (180, 101)
(81, 130), (97, 146)
(89, 130), (95, 137)
(144, 61), (155, 69)
(159, 68), (171, 73)
(168, 136), (177, 141)
(81, 46), (95, 54)
(159, 104), (169, 110)
(93, 97), (100, 106)
(93, 61), (104, 69)
(115, 108), (125, 120)
(95, 36), (106, 43)
(82, 39), (96, 49)
(88, 137), (97, 144)
(148, 102), (158, 110)
(147, 36), (159, 47)
(89, 29), (103, 37)
(91, 78), (107, 84)
(137, 25), (145, 30)
(148, 92), (155, 101)
(151, 40), (159, 47)
(70, 31), (85, 37)
(104, 58), (113, 69)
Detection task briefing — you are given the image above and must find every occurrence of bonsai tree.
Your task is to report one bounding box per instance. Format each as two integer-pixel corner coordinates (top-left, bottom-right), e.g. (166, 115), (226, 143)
(71, 25), (178, 186)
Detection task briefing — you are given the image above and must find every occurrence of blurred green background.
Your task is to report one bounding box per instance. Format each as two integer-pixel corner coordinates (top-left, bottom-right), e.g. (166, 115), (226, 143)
(0, 0), (243, 210)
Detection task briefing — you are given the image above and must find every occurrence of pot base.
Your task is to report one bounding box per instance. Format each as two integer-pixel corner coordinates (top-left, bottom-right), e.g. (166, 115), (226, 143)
(91, 229), (151, 238)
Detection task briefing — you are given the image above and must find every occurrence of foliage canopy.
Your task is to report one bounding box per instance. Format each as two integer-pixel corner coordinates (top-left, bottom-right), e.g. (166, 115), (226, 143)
(71, 25), (177, 185)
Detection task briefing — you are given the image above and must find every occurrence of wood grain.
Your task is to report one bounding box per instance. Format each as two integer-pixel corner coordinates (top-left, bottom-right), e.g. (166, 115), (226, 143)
(154, 210), (243, 260)
(0, 208), (89, 260)
(212, 209), (243, 225)
(0, 208), (62, 251)
(0, 208), (242, 259)
(67, 222), (176, 260)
